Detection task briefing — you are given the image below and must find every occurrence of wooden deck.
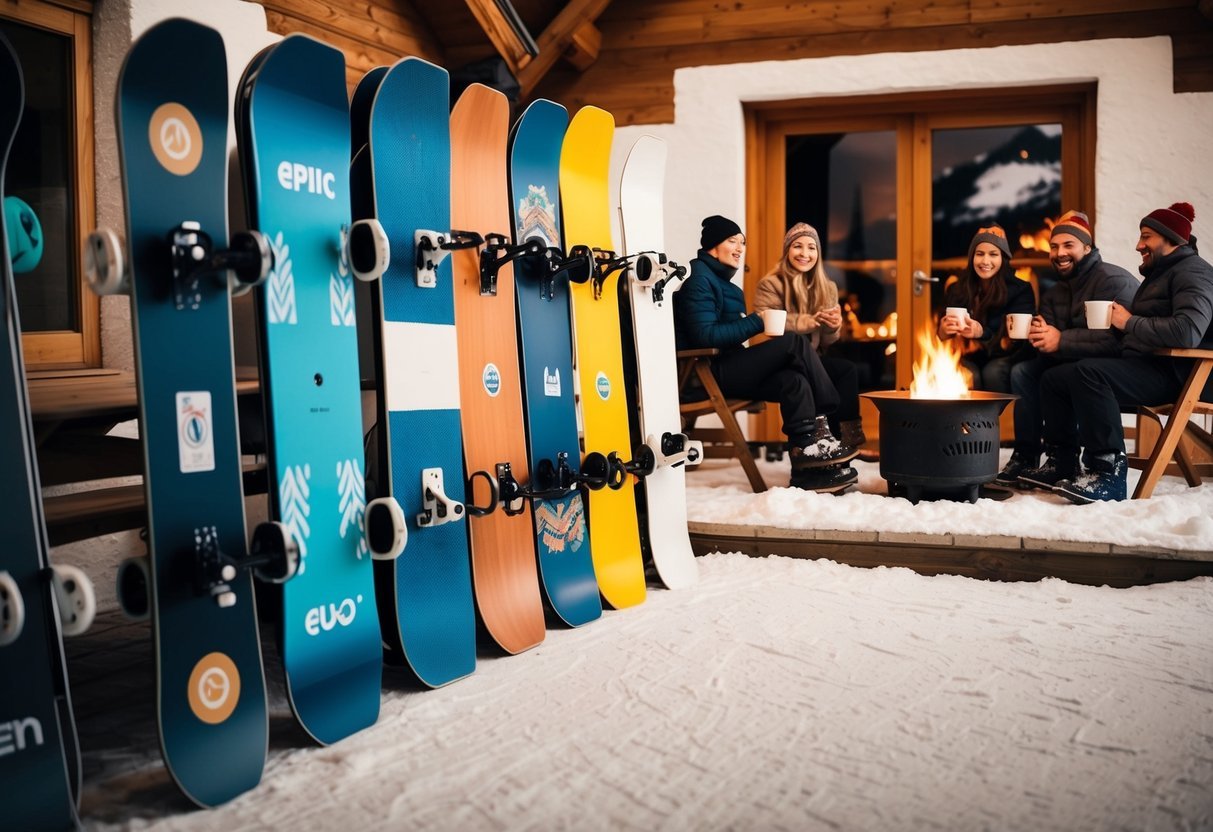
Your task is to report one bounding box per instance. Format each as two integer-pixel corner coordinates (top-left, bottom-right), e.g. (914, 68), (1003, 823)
(689, 522), (1213, 588)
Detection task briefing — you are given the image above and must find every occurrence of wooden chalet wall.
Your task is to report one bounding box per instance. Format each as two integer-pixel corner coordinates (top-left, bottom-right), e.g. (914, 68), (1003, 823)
(254, 0), (444, 89)
(532, 0), (1213, 125)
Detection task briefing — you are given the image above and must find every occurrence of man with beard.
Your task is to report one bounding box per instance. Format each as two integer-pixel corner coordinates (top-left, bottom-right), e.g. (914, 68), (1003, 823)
(999, 210), (1137, 486)
(1031, 203), (1213, 502)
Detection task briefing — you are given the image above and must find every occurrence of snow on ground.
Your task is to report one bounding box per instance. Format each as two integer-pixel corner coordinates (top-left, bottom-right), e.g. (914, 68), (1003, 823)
(685, 452), (1213, 553)
(82, 553), (1213, 831)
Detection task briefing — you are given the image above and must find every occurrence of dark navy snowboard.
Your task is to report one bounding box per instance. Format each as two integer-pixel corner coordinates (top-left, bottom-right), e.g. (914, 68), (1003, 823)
(508, 100), (601, 627)
(0, 30), (89, 830)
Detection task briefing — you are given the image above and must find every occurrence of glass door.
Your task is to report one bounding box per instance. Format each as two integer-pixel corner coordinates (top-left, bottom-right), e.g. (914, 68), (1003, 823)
(746, 88), (1093, 442)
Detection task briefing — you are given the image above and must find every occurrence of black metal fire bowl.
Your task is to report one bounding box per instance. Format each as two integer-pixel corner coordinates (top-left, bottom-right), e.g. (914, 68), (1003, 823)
(861, 390), (1016, 504)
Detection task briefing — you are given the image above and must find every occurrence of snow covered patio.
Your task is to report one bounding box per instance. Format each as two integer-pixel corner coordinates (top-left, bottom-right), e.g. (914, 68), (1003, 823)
(75, 548), (1212, 830)
(686, 453), (1213, 587)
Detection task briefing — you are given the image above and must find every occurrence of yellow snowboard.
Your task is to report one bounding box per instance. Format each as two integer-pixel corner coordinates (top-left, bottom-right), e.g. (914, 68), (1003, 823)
(560, 107), (646, 610)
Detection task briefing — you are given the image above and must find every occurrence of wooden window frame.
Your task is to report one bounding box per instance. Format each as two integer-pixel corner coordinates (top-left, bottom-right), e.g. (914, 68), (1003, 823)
(3, 0), (98, 369)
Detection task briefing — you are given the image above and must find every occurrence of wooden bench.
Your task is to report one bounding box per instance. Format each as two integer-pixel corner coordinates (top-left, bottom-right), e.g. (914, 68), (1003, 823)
(1128, 347), (1213, 499)
(677, 348), (767, 493)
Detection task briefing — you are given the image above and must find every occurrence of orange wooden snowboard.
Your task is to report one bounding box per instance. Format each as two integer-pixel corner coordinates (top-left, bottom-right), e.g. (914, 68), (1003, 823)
(450, 84), (545, 653)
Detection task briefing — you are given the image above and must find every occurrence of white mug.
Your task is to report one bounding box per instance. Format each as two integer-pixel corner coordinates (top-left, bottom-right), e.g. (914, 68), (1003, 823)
(1006, 313), (1032, 339)
(761, 308), (787, 336)
(945, 306), (969, 327)
(1085, 300), (1113, 330)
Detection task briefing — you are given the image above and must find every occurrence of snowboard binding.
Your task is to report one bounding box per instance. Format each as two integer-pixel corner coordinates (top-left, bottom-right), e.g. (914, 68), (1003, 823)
(464, 468), (500, 517)
(0, 569), (24, 646)
(345, 219), (391, 282)
(84, 227), (130, 295)
(589, 248), (630, 300)
(414, 228), (482, 288)
(169, 221), (274, 302)
(365, 496), (407, 559)
(50, 563), (96, 636)
(540, 244), (594, 300)
(478, 232), (546, 296)
(629, 251), (687, 304)
(649, 431), (703, 469)
(415, 467), (465, 528)
(192, 522), (299, 608)
(578, 451), (629, 491)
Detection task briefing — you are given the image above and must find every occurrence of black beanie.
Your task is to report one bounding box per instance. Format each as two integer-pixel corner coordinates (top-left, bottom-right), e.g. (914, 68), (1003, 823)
(700, 215), (743, 251)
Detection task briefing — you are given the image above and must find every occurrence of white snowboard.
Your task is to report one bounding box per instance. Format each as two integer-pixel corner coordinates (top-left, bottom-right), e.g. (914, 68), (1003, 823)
(618, 135), (700, 590)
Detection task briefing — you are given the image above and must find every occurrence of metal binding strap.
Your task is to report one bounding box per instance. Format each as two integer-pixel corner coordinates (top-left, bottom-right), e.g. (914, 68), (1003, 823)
(541, 244), (594, 300)
(590, 248), (629, 300)
(170, 221), (273, 295)
(479, 233), (547, 296)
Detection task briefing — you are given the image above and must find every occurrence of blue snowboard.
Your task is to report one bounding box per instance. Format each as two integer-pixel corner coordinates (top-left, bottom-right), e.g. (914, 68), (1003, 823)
(0, 31), (82, 830)
(116, 18), (267, 807)
(508, 101), (601, 627)
(238, 35), (382, 744)
(351, 58), (476, 687)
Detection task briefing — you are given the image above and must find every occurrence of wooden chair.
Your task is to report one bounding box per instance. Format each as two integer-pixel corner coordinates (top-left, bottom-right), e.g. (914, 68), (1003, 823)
(1128, 347), (1213, 499)
(677, 349), (767, 493)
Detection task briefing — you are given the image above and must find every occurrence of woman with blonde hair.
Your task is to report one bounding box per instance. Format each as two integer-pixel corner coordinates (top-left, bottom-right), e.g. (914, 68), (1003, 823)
(755, 222), (864, 447)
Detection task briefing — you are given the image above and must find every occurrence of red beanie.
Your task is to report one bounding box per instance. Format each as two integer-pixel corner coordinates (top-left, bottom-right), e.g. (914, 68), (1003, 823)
(1051, 210), (1092, 246)
(1141, 202), (1195, 245)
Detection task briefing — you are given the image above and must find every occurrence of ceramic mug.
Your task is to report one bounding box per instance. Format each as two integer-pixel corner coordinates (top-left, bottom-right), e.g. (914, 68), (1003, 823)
(1085, 300), (1113, 329)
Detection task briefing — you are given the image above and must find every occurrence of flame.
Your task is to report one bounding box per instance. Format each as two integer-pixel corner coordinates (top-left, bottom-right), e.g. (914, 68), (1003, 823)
(1018, 218), (1057, 254)
(1014, 266), (1034, 283)
(910, 326), (972, 399)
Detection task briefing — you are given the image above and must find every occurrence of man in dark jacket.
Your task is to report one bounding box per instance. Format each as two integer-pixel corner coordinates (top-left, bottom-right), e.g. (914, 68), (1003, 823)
(1002, 210), (1139, 486)
(673, 214), (857, 492)
(1034, 202), (1213, 503)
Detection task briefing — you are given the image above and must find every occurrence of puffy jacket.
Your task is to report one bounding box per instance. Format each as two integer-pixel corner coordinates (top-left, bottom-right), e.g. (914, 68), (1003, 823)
(753, 266), (841, 350)
(942, 272), (1035, 358)
(1121, 244), (1213, 394)
(1038, 248), (1139, 359)
(673, 251), (763, 351)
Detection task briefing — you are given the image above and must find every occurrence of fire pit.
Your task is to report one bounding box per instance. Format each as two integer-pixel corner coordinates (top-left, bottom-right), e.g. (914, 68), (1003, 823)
(862, 390), (1015, 504)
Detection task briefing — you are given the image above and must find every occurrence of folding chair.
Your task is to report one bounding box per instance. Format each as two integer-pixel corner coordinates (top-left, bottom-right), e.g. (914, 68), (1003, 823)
(1129, 347), (1213, 499)
(677, 348), (767, 493)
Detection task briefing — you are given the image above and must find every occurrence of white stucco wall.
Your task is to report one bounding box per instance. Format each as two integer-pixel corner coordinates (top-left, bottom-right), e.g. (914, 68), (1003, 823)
(610, 36), (1213, 276)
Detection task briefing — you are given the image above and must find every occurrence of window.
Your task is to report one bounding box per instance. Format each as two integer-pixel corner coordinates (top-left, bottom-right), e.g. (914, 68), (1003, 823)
(1, 1), (96, 369)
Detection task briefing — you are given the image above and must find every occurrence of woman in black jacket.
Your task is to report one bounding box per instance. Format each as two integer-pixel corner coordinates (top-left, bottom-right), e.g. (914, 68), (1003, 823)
(938, 224), (1035, 392)
(673, 215), (857, 492)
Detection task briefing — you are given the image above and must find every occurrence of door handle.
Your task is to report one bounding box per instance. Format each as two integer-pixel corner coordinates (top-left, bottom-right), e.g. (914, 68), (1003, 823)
(912, 269), (938, 297)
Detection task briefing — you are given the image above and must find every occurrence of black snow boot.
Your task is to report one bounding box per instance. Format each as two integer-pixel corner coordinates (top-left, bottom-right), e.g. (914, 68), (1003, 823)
(1055, 451), (1128, 505)
(1017, 445), (1079, 491)
(788, 415), (857, 469)
(994, 449), (1040, 487)
(790, 462), (858, 494)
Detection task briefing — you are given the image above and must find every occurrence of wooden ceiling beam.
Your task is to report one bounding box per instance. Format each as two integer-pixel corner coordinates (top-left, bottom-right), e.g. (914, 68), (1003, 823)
(517, 0), (613, 97)
(462, 0), (536, 75)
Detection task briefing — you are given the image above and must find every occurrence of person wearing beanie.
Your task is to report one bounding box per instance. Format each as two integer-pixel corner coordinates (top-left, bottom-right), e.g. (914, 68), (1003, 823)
(938, 224), (1036, 392)
(1035, 201), (1213, 503)
(673, 215), (858, 493)
(754, 222), (865, 450)
(1002, 211), (1138, 488)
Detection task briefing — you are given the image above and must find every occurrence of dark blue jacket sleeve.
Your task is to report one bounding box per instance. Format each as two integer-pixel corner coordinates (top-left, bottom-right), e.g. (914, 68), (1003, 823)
(675, 274), (764, 349)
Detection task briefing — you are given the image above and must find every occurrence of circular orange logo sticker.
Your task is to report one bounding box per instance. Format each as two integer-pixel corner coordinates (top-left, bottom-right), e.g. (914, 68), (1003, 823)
(148, 102), (203, 176)
(187, 652), (240, 724)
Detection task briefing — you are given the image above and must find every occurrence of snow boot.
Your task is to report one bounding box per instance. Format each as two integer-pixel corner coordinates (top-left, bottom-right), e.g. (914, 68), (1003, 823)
(1055, 451), (1127, 504)
(839, 418), (867, 449)
(788, 415), (857, 469)
(994, 449), (1039, 487)
(790, 462), (858, 494)
(1017, 445), (1079, 491)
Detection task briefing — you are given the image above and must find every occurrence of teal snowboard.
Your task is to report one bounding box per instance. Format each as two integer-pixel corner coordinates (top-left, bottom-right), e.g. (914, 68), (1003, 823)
(508, 100), (601, 627)
(351, 58), (477, 687)
(0, 29), (92, 830)
(89, 18), (295, 807)
(238, 34), (401, 745)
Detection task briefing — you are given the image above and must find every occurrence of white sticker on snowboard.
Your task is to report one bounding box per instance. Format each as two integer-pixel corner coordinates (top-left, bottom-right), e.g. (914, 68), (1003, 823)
(543, 366), (561, 397)
(176, 391), (216, 474)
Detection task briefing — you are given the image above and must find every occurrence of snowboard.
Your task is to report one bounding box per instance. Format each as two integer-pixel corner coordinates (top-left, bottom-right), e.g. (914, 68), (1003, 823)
(89, 18), (295, 807)
(0, 31), (94, 830)
(618, 135), (701, 590)
(508, 99), (601, 628)
(449, 83), (546, 653)
(238, 34), (402, 744)
(351, 58), (477, 686)
(560, 106), (647, 610)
